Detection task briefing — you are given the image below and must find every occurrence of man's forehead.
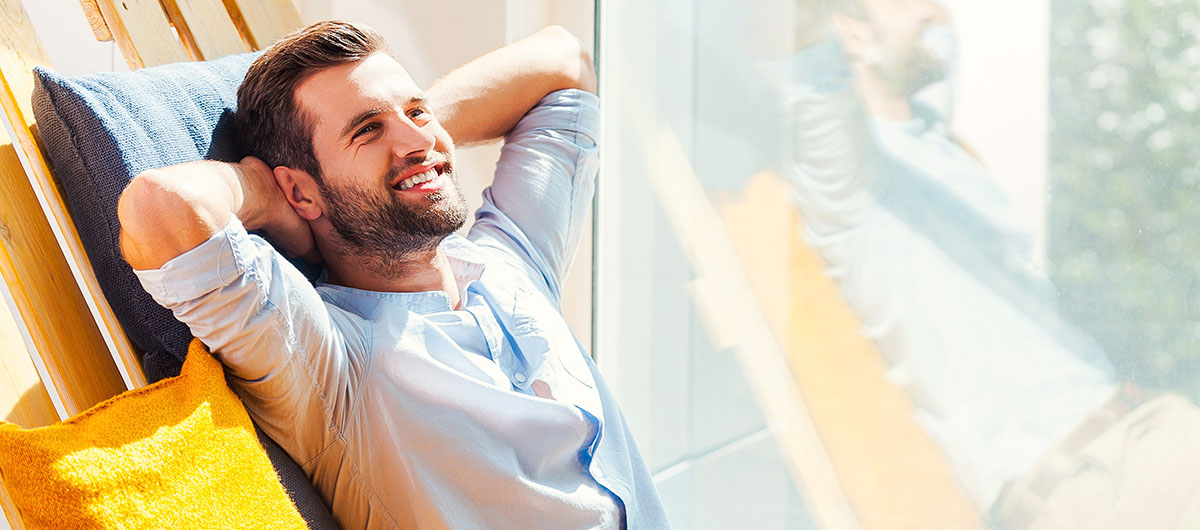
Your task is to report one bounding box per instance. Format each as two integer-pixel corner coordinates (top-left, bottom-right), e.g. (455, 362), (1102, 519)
(295, 53), (423, 134)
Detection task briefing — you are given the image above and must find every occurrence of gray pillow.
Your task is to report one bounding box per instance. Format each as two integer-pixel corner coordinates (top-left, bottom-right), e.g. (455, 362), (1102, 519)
(31, 54), (337, 530)
(32, 53), (322, 381)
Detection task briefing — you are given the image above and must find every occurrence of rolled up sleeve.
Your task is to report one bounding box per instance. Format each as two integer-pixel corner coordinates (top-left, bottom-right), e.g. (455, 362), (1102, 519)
(469, 88), (599, 305)
(134, 215), (357, 461)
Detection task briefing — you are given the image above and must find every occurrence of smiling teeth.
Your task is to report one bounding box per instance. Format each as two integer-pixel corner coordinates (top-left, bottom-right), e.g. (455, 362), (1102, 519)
(398, 168), (438, 190)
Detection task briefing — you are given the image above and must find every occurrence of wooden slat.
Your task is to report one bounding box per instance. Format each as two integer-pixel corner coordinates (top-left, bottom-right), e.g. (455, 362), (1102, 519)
(0, 281), (58, 429)
(0, 282), (51, 527)
(0, 477), (24, 530)
(0, 0), (146, 393)
(160, 0), (251, 61)
(222, 0), (303, 50)
(78, 0), (113, 42)
(718, 175), (985, 528)
(0, 124), (125, 415)
(92, 0), (189, 69)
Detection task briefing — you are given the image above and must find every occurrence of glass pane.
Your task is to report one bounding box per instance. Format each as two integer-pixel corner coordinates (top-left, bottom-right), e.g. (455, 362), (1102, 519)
(597, 0), (1200, 527)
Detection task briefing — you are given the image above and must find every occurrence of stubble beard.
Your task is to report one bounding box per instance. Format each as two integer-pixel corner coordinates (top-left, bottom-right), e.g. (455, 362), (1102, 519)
(319, 161), (468, 279)
(870, 42), (947, 99)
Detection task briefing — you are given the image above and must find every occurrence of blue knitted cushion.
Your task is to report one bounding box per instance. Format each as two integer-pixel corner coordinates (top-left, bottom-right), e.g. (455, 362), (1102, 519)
(32, 53), (259, 383)
(31, 54), (337, 530)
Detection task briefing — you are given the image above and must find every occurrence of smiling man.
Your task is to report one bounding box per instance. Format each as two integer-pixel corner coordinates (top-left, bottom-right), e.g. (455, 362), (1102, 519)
(117, 20), (667, 530)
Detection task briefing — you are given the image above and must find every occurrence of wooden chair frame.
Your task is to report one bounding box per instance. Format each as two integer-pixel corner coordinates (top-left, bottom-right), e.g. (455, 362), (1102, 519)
(0, 1), (301, 527)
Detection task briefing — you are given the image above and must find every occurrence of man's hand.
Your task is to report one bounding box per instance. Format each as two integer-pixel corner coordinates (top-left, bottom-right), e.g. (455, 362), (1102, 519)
(118, 158), (319, 271)
(234, 156), (319, 264)
(429, 25), (595, 146)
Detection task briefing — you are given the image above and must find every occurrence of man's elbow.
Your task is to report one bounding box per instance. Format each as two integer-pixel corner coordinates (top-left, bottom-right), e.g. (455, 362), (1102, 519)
(534, 25), (596, 94)
(117, 170), (198, 270)
(116, 171), (163, 269)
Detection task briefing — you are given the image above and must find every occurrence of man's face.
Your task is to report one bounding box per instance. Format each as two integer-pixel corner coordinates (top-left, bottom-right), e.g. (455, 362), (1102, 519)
(854, 0), (948, 98)
(295, 52), (467, 270)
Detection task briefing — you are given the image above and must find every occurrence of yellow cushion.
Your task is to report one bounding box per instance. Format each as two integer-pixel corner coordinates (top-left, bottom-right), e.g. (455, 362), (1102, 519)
(0, 339), (307, 530)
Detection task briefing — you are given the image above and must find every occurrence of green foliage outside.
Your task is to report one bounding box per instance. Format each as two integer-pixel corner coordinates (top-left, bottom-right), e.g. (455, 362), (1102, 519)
(1048, 0), (1200, 397)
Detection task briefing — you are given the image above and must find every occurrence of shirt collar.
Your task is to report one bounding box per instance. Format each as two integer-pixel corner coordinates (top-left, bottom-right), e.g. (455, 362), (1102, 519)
(315, 234), (488, 315)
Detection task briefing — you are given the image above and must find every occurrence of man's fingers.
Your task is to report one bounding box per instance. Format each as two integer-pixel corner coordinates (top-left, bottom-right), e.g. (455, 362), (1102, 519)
(236, 155), (323, 264)
(269, 211), (322, 264)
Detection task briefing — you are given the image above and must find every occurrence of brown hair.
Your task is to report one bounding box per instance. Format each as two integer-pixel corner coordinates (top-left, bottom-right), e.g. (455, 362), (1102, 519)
(235, 20), (390, 181)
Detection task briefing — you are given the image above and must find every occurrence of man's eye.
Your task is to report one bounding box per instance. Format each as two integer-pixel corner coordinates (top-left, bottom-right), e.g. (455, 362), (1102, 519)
(353, 123), (380, 139)
(408, 108), (428, 120)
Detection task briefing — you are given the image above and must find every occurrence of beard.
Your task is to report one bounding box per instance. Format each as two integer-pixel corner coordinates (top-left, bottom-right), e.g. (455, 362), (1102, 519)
(867, 42), (948, 99)
(319, 160), (468, 278)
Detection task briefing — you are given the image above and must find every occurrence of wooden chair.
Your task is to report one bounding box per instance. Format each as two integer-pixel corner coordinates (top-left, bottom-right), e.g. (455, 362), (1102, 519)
(0, 1), (302, 527)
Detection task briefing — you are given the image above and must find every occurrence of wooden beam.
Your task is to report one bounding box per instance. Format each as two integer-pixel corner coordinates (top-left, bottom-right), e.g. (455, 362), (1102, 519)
(0, 476), (25, 530)
(91, 0), (189, 69)
(77, 0), (113, 42)
(0, 0), (146, 393)
(222, 0), (303, 50)
(0, 280), (59, 428)
(160, 0), (250, 61)
(0, 124), (126, 415)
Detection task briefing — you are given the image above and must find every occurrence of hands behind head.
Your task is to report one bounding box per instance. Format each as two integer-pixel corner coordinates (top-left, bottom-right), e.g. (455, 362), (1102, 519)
(237, 156), (323, 264)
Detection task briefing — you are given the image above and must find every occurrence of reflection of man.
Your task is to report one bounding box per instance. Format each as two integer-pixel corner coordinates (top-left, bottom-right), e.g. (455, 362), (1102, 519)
(118, 21), (667, 529)
(780, 0), (1200, 527)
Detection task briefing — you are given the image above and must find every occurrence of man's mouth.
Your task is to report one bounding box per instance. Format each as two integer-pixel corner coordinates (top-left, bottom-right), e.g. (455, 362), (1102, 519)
(392, 163), (446, 192)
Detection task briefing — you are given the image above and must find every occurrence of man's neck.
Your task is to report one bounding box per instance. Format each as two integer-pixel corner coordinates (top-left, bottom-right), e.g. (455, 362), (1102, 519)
(852, 63), (913, 122)
(324, 242), (462, 309)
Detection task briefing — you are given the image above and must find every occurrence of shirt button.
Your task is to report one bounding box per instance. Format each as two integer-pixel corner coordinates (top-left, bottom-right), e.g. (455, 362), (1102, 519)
(513, 372), (527, 384)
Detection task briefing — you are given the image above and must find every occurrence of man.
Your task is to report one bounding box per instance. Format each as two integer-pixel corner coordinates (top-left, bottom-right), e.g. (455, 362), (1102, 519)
(776, 0), (1200, 527)
(118, 20), (668, 530)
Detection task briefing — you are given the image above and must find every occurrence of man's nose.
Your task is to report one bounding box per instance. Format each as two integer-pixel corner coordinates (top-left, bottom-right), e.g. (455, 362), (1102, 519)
(390, 116), (435, 159)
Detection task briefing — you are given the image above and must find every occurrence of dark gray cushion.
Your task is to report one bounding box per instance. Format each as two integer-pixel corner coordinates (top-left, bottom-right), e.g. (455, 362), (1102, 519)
(32, 53), (254, 382)
(31, 55), (337, 530)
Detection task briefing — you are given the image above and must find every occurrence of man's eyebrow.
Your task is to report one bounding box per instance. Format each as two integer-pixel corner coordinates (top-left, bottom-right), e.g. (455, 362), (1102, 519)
(340, 107), (386, 140)
(339, 96), (429, 140)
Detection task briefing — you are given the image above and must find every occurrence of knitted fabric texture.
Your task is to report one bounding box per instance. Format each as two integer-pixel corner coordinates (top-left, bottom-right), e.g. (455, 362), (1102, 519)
(31, 54), (256, 382)
(0, 339), (307, 530)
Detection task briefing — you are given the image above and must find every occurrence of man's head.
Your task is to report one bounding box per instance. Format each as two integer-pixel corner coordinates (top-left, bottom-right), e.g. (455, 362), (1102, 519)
(236, 21), (466, 276)
(828, 0), (949, 99)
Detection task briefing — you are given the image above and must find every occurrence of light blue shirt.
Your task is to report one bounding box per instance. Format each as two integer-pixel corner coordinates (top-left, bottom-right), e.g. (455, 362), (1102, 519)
(136, 89), (668, 530)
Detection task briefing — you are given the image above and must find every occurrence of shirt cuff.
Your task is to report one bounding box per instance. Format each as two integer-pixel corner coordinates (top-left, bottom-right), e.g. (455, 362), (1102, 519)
(133, 215), (247, 306)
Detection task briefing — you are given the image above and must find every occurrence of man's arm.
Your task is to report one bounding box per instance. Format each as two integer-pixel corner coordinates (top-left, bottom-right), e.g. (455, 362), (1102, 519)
(118, 156), (314, 271)
(120, 26), (593, 269)
(429, 25), (595, 146)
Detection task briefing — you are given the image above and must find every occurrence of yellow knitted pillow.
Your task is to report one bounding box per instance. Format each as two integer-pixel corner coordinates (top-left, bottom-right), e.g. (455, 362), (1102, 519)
(0, 339), (307, 530)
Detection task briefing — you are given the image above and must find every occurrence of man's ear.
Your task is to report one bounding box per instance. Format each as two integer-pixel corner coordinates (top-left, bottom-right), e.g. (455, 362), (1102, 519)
(272, 166), (324, 221)
(830, 12), (870, 59)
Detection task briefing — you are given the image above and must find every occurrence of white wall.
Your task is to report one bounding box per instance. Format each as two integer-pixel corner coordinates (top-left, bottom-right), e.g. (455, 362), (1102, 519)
(23, 0), (123, 75)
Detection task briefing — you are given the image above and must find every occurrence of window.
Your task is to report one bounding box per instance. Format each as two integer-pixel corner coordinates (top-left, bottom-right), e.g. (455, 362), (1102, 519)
(596, 0), (1200, 527)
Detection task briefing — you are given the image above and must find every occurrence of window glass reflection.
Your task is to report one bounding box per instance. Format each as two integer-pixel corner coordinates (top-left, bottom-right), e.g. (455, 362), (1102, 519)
(600, 0), (1200, 528)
